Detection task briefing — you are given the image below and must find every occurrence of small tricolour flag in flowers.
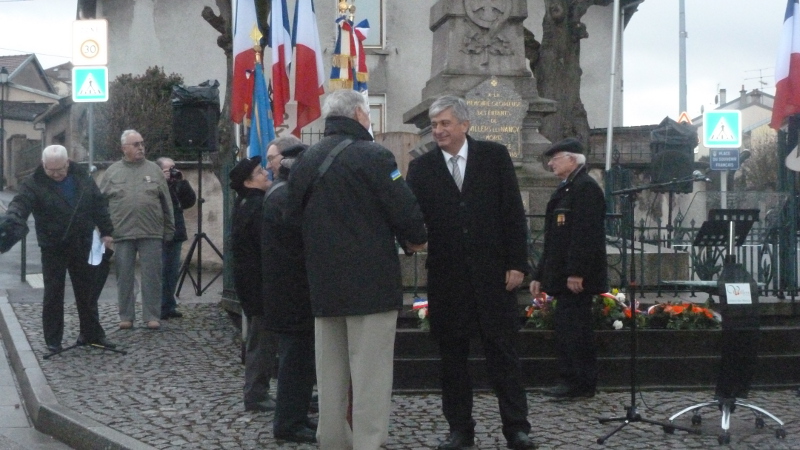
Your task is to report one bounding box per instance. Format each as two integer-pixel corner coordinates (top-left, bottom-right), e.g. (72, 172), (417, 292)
(412, 298), (428, 310)
(231, 0), (260, 123)
(270, 0), (291, 127)
(771, 0), (800, 129)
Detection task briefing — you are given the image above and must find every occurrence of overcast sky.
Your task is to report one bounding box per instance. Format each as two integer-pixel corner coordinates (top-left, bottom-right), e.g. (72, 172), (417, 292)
(0, 0), (789, 127)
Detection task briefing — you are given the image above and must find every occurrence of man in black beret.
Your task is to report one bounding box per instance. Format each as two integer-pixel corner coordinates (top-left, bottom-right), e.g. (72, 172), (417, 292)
(229, 156), (279, 412)
(530, 138), (608, 399)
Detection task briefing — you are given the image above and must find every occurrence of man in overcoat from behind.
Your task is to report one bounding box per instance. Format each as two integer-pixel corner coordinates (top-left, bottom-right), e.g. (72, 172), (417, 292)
(406, 95), (535, 450)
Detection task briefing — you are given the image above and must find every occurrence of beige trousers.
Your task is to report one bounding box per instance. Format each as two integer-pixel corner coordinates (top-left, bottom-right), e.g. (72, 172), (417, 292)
(315, 310), (398, 450)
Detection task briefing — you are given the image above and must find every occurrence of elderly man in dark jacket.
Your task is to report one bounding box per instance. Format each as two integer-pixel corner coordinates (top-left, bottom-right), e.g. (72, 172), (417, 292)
(230, 156), (278, 412)
(406, 96), (534, 450)
(530, 138), (608, 400)
(287, 89), (427, 449)
(262, 144), (316, 444)
(5, 145), (115, 353)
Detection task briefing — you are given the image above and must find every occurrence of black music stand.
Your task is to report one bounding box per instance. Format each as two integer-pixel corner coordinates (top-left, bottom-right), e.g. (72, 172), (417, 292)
(597, 177), (700, 444)
(667, 209), (787, 444)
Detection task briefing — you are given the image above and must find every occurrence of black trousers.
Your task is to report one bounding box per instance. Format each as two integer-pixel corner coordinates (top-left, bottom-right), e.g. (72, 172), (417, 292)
(553, 292), (597, 390)
(273, 331), (316, 435)
(439, 331), (530, 441)
(41, 247), (105, 346)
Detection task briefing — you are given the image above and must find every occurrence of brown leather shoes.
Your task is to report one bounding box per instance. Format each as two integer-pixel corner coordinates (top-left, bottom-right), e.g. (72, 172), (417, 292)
(119, 321), (133, 330)
(146, 320), (161, 330)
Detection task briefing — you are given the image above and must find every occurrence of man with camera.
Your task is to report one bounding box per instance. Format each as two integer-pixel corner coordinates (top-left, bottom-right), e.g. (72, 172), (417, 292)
(157, 157), (196, 320)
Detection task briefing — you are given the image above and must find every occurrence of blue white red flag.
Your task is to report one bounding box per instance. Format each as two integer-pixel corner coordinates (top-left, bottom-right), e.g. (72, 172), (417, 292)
(292, 0), (325, 137)
(772, 0), (800, 129)
(248, 62), (276, 163)
(231, 0), (260, 123)
(270, 0), (292, 127)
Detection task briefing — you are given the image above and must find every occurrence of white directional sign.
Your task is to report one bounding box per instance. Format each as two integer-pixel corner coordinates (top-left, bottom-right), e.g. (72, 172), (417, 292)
(703, 110), (742, 148)
(73, 19), (108, 66)
(72, 67), (109, 102)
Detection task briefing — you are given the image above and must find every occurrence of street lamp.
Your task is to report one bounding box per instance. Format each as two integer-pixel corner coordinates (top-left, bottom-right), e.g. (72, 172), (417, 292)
(0, 66), (8, 192)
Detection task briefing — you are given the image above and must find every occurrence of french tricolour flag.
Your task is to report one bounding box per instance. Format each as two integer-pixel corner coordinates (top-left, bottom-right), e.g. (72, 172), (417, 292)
(270, 0), (292, 127)
(771, 0), (800, 129)
(292, 0), (325, 137)
(231, 0), (259, 124)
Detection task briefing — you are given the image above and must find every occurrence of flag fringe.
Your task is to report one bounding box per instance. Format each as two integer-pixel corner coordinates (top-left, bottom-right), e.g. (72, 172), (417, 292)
(329, 79), (353, 90)
(356, 72), (369, 83)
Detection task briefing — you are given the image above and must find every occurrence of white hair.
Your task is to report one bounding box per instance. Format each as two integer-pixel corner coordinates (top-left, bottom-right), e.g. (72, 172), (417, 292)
(42, 145), (68, 162)
(567, 152), (586, 165)
(120, 129), (140, 145)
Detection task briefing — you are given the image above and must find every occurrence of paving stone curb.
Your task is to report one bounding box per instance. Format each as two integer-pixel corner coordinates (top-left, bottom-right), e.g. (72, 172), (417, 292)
(0, 290), (156, 450)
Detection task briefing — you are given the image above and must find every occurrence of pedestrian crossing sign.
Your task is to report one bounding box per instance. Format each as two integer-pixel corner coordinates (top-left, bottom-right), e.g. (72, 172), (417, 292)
(703, 110), (741, 148)
(72, 66), (108, 102)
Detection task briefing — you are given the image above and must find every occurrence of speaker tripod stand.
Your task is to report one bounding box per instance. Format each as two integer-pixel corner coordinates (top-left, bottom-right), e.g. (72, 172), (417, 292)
(44, 340), (127, 359)
(176, 143), (223, 296)
(597, 175), (703, 444)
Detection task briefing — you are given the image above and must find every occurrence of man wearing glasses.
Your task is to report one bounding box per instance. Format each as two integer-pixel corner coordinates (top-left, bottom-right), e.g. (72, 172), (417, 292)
(265, 135), (302, 180)
(5, 145), (115, 352)
(100, 129), (174, 331)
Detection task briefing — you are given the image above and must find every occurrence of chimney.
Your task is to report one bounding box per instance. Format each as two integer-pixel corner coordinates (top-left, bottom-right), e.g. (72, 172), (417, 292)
(719, 88), (727, 105)
(740, 85), (747, 105)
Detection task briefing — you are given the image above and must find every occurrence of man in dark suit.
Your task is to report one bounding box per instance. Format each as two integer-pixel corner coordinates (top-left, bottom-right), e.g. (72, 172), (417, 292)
(529, 138), (608, 400)
(406, 95), (535, 450)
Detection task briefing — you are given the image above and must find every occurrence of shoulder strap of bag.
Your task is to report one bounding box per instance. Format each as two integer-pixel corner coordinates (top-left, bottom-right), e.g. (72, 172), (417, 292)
(302, 138), (353, 209)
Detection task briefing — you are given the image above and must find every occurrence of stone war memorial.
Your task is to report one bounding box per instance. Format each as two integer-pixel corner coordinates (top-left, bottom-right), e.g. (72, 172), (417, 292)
(396, 0), (800, 398)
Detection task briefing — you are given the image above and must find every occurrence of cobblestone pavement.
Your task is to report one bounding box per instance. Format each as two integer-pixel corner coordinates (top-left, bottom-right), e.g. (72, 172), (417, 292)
(8, 301), (800, 449)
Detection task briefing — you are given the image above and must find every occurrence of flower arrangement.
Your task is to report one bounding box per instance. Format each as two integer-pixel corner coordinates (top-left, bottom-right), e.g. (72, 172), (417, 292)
(525, 293), (556, 330)
(524, 289), (720, 331)
(412, 297), (430, 331)
(592, 289), (645, 330)
(645, 301), (721, 330)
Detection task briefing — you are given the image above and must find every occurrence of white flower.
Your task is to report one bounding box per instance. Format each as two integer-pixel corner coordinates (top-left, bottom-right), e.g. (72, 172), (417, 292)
(613, 320), (623, 330)
(418, 308), (428, 319)
(616, 293), (626, 302)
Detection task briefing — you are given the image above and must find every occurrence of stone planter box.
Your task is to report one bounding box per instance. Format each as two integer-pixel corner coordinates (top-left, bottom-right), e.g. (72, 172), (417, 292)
(392, 326), (800, 393)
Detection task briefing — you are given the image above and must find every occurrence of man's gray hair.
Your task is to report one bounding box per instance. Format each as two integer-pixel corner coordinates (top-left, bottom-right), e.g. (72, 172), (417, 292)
(567, 152), (586, 165)
(42, 145), (68, 162)
(322, 89), (369, 119)
(429, 95), (470, 122)
(156, 157), (174, 169)
(267, 135), (303, 152)
(120, 129), (140, 145)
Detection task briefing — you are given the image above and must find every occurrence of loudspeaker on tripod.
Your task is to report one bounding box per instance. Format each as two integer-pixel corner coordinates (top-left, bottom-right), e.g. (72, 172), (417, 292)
(171, 80), (221, 152)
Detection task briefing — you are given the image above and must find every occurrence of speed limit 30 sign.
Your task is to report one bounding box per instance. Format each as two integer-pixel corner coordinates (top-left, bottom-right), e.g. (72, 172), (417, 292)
(73, 19), (108, 66)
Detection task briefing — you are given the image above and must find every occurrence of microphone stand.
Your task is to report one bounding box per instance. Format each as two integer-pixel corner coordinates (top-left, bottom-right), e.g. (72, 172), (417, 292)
(597, 175), (702, 444)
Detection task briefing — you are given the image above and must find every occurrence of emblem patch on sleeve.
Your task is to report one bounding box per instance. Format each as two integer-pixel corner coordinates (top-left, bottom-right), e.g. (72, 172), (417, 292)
(390, 169), (402, 180)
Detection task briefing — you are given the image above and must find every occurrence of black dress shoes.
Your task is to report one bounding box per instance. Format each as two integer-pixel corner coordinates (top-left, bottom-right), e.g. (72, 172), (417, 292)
(274, 425), (317, 443)
(46, 344), (63, 353)
(245, 398), (276, 412)
(507, 431), (537, 449)
(160, 310), (183, 320)
(543, 384), (595, 399)
(437, 430), (475, 449)
(76, 335), (117, 349)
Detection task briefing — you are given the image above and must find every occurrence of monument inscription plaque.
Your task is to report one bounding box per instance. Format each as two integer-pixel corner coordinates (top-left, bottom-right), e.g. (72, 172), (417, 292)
(465, 77), (527, 158)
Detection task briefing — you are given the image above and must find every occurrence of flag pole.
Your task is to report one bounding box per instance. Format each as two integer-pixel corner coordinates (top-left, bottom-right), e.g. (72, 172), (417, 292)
(604, 0), (621, 172)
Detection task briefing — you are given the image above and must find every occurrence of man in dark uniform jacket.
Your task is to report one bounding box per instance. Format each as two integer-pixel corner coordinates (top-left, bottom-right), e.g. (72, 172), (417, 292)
(5, 145), (115, 352)
(406, 96), (535, 450)
(261, 144), (316, 444)
(229, 156), (278, 412)
(530, 138), (608, 399)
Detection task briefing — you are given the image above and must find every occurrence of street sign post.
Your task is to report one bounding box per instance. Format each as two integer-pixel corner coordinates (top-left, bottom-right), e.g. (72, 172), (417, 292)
(72, 66), (108, 102)
(72, 19), (108, 66)
(703, 110), (742, 148)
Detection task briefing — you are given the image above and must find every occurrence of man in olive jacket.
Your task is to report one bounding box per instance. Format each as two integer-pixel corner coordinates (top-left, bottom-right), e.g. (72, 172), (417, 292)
(530, 138), (608, 400)
(100, 129), (174, 330)
(5, 145), (114, 352)
(287, 89), (427, 449)
(406, 96), (534, 450)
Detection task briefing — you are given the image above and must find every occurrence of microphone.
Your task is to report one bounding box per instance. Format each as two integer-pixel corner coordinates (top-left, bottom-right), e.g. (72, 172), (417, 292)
(692, 170), (712, 182)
